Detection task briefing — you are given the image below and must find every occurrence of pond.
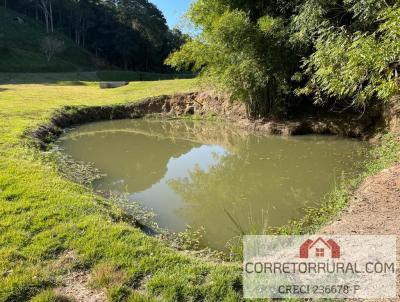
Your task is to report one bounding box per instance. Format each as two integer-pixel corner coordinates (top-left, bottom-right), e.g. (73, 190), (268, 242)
(57, 119), (368, 250)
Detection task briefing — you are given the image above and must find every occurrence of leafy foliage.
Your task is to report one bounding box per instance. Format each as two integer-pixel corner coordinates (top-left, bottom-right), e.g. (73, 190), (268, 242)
(168, 0), (399, 115)
(166, 0), (297, 118)
(299, 4), (400, 107)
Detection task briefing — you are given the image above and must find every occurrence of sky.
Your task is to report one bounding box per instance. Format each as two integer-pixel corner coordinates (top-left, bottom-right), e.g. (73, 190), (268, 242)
(149, 0), (193, 29)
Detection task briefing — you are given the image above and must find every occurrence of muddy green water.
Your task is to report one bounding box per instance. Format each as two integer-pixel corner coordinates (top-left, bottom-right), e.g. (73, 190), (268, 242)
(57, 119), (368, 250)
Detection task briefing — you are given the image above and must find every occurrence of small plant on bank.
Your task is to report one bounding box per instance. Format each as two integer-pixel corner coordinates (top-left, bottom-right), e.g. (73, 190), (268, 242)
(173, 226), (205, 251)
(366, 133), (400, 174)
(41, 36), (65, 63)
(48, 151), (105, 185)
(90, 263), (128, 289)
(107, 285), (132, 302)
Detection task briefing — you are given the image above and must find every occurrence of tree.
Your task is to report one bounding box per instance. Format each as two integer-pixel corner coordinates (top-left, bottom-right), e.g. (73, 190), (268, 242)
(41, 36), (64, 62)
(293, 0), (400, 108)
(38, 0), (54, 33)
(114, 0), (169, 71)
(167, 0), (399, 116)
(5, 0), (185, 72)
(166, 0), (298, 118)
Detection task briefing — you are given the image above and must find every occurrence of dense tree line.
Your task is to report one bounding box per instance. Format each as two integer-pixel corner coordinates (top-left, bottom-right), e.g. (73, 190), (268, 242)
(5, 0), (187, 71)
(167, 0), (400, 117)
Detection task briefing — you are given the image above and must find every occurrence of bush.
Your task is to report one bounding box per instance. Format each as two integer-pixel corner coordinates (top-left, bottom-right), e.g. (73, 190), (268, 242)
(41, 36), (65, 63)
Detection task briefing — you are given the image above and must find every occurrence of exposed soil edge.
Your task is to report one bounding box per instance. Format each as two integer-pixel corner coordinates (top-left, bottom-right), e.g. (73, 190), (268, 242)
(26, 92), (387, 149)
(321, 164), (400, 302)
(26, 95), (170, 149)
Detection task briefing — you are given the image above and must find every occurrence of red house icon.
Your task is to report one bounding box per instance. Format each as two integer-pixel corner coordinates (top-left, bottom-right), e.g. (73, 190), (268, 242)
(299, 237), (340, 259)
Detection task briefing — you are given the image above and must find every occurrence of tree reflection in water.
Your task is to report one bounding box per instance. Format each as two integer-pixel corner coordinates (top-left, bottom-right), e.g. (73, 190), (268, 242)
(58, 119), (368, 250)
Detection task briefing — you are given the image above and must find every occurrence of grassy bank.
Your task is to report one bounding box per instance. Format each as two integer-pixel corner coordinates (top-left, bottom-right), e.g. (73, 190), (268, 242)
(0, 75), (242, 301)
(1, 72), (398, 301)
(0, 8), (94, 72)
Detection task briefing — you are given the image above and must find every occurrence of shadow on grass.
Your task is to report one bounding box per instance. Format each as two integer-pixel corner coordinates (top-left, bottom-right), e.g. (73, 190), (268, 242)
(0, 71), (196, 85)
(0, 71), (98, 85)
(44, 81), (89, 86)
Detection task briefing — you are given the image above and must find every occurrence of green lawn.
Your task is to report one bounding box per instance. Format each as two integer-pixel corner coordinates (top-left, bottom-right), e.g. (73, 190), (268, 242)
(0, 75), (241, 301)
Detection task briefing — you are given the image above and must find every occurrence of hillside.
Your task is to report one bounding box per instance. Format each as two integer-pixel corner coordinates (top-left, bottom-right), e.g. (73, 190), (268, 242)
(0, 7), (95, 72)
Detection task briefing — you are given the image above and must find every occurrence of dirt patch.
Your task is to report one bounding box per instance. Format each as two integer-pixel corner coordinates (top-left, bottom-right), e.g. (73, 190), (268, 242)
(321, 101), (400, 301)
(322, 164), (400, 301)
(50, 250), (79, 272)
(322, 164), (400, 235)
(46, 250), (107, 302)
(55, 271), (107, 302)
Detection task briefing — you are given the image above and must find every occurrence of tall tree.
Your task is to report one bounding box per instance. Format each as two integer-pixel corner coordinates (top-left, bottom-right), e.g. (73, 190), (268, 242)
(38, 0), (54, 33)
(5, 0), (187, 72)
(167, 0), (298, 117)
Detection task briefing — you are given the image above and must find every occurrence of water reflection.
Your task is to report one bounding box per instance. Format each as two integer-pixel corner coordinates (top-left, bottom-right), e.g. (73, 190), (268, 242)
(130, 145), (228, 232)
(58, 119), (368, 250)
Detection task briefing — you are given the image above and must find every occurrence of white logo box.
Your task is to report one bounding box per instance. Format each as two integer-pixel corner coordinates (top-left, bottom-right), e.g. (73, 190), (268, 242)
(243, 235), (397, 299)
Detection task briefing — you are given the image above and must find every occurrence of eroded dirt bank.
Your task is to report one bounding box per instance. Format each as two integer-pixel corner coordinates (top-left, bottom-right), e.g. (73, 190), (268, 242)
(171, 92), (385, 139)
(322, 164), (400, 302)
(322, 164), (400, 236)
(28, 92), (388, 148)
